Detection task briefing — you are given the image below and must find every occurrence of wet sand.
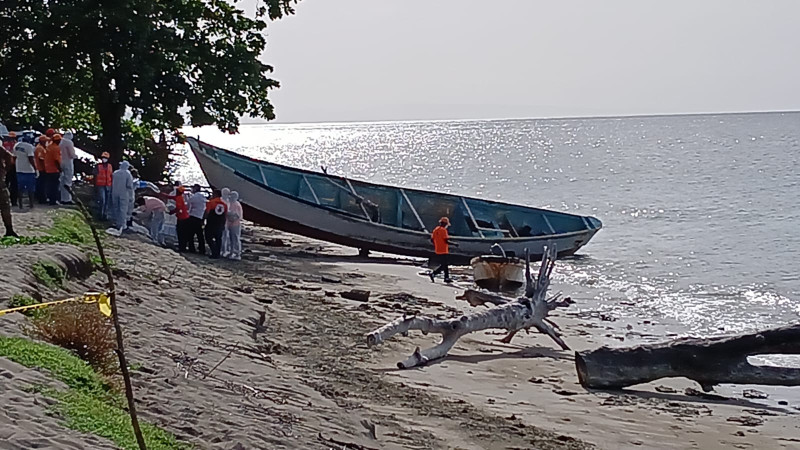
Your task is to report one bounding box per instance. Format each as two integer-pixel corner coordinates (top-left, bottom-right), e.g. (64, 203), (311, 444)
(1, 206), (799, 449)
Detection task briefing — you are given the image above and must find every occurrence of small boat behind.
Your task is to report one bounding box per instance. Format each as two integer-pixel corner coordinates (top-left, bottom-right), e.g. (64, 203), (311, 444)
(470, 244), (526, 291)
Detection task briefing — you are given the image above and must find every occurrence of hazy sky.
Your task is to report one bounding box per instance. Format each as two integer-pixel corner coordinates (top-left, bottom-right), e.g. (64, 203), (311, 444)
(249, 0), (800, 123)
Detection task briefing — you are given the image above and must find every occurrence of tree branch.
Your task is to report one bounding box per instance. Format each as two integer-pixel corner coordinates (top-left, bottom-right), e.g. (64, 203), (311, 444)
(366, 246), (571, 369)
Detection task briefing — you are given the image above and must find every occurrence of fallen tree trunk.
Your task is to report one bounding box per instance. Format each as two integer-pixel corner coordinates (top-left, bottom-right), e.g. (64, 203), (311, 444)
(366, 246), (572, 369)
(575, 324), (800, 390)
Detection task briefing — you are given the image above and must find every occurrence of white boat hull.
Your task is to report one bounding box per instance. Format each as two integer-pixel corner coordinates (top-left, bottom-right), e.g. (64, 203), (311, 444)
(190, 142), (600, 262)
(471, 256), (526, 291)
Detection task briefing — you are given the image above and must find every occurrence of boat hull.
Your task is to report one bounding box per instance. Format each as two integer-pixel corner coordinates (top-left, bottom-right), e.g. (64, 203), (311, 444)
(471, 256), (525, 291)
(190, 140), (601, 262)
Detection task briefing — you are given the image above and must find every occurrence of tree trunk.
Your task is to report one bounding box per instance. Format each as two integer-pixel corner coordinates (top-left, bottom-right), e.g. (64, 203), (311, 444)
(575, 324), (800, 391)
(366, 246), (572, 369)
(98, 102), (125, 165)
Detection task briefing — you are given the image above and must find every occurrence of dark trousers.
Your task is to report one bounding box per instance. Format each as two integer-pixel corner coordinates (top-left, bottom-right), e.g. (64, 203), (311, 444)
(6, 171), (17, 204)
(45, 172), (60, 205)
(205, 225), (224, 258)
(35, 174), (47, 204)
(431, 254), (450, 279)
(187, 216), (205, 254)
(176, 218), (189, 252)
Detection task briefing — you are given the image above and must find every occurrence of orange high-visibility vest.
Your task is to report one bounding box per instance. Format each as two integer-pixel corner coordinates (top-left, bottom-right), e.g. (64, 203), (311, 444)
(95, 163), (113, 186)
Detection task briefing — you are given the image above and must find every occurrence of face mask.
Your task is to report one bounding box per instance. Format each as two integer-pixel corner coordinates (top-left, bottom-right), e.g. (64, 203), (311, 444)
(102, 158), (108, 163)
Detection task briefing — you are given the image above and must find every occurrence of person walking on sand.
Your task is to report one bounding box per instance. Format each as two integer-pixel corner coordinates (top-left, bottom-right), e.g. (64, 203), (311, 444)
(44, 134), (63, 205)
(134, 195), (167, 245)
(187, 184), (207, 254)
(34, 136), (48, 204)
(204, 188), (228, 259)
(13, 135), (36, 209)
(429, 217), (456, 283)
(93, 152), (113, 220)
(224, 191), (243, 260)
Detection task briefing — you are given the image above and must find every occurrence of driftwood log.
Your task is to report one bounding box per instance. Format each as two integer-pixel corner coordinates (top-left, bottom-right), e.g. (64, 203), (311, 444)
(366, 247), (572, 369)
(576, 324), (800, 390)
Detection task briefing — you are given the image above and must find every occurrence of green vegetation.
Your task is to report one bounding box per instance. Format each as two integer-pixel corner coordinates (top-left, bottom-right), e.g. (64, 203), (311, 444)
(89, 254), (115, 271)
(0, 0), (300, 179)
(32, 261), (66, 290)
(7, 294), (45, 319)
(48, 211), (94, 246)
(0, 211), (93, 248)
(0, 337), (189, 450)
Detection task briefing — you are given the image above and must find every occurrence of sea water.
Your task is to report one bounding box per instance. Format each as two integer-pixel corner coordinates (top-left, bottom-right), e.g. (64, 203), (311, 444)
(179, 112), (799, 355)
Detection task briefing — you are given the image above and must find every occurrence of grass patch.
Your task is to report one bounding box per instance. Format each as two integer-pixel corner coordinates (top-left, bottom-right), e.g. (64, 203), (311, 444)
(89, 254), (115, 271)
(0, 337), (190, 450)
(32, 260), (66, 289)
(0, 211), (94, 248)
(7, 294), (45, 319)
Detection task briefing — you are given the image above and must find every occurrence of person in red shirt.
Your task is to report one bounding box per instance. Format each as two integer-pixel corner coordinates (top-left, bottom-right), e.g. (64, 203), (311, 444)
(44, 134), (63, 205)
(164, 185), (190, 252)
(204, 188), (228, 259)
(429, 216), (456, 283)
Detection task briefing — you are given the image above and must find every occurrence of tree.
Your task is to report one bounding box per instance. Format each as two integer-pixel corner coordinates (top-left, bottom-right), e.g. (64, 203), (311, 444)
(0, 0), (299, 178)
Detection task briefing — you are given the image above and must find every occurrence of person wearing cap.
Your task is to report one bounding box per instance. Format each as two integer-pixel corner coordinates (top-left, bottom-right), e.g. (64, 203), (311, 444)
(428, 216), (456, 283)
(93, 152), (113, 220)
(13, 135), (36, 209)
(34, 136), (48, 203)
(59, 131), (77, 205)
(44, 133), (63, 205)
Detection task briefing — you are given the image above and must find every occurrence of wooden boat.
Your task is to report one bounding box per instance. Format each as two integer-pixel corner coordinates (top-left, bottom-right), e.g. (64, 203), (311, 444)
(471, 255), (525, 291)
(186, 138), (602, 261)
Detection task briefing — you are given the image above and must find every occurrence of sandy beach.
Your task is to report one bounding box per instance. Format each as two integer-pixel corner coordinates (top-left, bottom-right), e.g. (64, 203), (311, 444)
(1, 206), (799, 449)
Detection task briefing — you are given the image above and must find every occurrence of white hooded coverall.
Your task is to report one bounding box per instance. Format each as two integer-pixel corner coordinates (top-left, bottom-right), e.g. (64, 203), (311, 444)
(59, 131), (76, 203)
(111, 161), (134, 230)
(225, 191), (243, 259)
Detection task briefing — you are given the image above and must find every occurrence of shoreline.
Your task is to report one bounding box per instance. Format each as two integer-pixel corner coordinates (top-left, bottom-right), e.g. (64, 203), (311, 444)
(1, 206), (798, 449)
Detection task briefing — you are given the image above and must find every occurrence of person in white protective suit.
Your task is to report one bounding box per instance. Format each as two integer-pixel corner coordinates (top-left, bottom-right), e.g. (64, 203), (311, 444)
(111, 161), (134, 230)
(225, 191), (243, 260)
(59, 131), (77, 204)
(219, 187), (231, 257)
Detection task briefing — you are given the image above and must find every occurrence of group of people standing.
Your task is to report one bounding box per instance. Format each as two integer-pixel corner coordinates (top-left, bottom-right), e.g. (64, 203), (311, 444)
(1, 129), (77, 210)
(158, 184), (243, 259)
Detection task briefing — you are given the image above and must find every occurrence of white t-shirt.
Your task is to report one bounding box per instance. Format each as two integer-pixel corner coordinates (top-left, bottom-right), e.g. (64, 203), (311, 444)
(188, 192), (207, 219)
(13, 142), (36, 174)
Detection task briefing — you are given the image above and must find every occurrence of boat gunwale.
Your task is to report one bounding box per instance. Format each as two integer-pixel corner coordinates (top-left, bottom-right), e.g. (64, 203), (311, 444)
(189, 138), (602, 228)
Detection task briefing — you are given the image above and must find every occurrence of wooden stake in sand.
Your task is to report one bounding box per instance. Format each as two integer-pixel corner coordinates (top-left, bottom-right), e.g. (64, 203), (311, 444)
(366, 247), (572, 369)
(67, 187), (148, 450)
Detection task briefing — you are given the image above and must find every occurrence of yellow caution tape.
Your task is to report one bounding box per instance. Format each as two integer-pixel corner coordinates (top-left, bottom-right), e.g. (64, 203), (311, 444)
(0, 292), (113, 318)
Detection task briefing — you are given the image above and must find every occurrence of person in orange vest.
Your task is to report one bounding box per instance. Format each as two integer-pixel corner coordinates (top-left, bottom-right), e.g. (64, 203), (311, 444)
(428, 216), (457, 283)
(43, 134), (62, 205)
(93, 152), (113, 220)
(34, 135), (48, 204)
